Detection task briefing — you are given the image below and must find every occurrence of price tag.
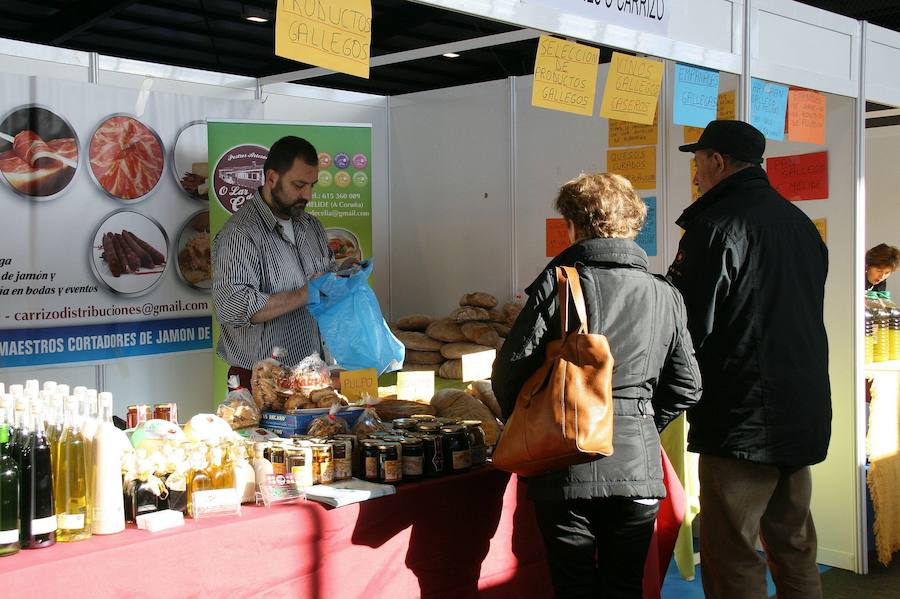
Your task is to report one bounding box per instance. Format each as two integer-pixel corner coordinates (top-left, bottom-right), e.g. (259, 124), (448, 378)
(258, 473), (305, 508)
(397, 371), (435, 401)
(339, 368), (378, 401)
(461, 349), (496, 382)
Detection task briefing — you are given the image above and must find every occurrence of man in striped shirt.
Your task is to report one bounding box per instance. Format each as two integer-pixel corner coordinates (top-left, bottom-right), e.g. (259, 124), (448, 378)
(213, 136), (336, 386)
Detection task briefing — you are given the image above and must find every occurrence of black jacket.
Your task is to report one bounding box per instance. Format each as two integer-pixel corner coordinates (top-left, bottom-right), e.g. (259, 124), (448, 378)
(667, 166), (831, 466)
(492, 239), (702, 501)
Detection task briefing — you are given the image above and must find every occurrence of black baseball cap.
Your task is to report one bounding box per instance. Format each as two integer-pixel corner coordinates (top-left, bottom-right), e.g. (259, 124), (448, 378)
(678, 120), (765, 164)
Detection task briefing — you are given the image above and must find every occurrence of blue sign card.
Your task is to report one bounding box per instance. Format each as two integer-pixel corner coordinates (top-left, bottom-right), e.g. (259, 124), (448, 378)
(636, 196), (657, 257)
(750, 78), (789, 141)
(673, 64), (720, 128)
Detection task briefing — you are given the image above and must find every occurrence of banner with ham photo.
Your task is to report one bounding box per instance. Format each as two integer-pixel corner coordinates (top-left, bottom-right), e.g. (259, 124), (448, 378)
(207, 119), (373, 401)
(0, 72), (260, 367)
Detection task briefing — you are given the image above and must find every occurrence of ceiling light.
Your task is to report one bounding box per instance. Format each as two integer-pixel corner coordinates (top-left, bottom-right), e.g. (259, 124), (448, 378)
(442, 52), (460, 58)
(242, 5), (271, 23)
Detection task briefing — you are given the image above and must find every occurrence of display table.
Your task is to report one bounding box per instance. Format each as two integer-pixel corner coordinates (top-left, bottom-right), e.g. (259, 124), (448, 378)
(865, 360), (900, 565)
(0, 464), (681, 598)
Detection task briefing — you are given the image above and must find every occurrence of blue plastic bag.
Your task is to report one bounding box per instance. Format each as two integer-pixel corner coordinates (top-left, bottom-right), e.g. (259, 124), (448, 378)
(307, 260), (404, 374)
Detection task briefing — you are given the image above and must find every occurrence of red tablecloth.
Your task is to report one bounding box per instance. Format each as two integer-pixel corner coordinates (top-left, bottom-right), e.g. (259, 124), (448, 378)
(0, 461), (683, 598)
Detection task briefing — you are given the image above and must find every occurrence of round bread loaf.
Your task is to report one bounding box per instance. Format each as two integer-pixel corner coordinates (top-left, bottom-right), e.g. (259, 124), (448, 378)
(426, 319), (466, 342)
(449, 306), (490, 322)
(397, 331), (444, 351)
(405, 349), (445, 365)
(440, 342), (495, 360)
(460, 322), (500, 347)
(396, 313), (434, 331)
(439, 359), (462, 380)
(460, 292), (498, 309)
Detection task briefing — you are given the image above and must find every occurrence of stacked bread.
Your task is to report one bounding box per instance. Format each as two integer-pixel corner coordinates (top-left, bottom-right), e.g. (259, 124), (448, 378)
(393, 292), (523, 380)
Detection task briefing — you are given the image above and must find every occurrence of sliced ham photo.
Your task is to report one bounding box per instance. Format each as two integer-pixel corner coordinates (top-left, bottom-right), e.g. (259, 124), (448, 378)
(89, 116), (164, 200)
(0, 132), (77, 197)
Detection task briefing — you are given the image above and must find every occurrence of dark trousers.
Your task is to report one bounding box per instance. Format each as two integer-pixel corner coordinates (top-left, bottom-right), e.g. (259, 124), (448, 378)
(698, 455), (822, 599)
(533, 497), (659, 599)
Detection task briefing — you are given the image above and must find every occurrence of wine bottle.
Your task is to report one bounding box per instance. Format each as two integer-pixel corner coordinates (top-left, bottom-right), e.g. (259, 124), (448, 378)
(92, 392), (125, 534)
(0, 422), (20, 556)
(54, 397), (92, 542)
(23, 414), (55, 548)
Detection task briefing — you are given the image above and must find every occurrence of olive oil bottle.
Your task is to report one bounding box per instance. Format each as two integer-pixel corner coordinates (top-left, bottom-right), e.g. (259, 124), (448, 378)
(54, 397), (92, 542)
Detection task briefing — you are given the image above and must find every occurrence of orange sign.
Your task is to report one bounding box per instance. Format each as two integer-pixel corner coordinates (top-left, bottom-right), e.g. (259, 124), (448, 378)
(787, 89), (826, 145)
(813, 218), (827, 243)
(546, 218), (570, 257)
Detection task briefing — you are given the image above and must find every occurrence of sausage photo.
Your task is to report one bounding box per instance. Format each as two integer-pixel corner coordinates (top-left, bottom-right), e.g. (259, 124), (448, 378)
(122, 230), (153, 269)
(102, 233), (122, 277)
(125, 229), (166, 265)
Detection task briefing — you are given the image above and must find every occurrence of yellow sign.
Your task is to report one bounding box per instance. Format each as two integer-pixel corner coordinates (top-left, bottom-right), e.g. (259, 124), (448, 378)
(275, 0), (372, 79)
(690, 160), (699, 202)
(684, 90), (737, 143)
(339, 368), (378, 402)
(397, 371), (435, 402)
(531, 35), (600, 117)
(461, 349), (496, 382)
(599, 53), (663, 125)
(607, 146), (657, 190)
(813, 218), (827, 243)
(608, 117), (658, 148)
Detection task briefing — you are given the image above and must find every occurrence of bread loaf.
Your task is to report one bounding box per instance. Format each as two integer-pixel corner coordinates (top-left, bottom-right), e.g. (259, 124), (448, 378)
(396, 314), (434, 331)
(490, 322), (511, 336)
(441, 342), (495, 360)
(460, 292), (498, 309)
(487, 308), (507, 322)
(400, 364), (441, 373)
(449, 306), (490, 322)
(430, 389), (499, 444)
(374, 399), (437, 421)
(460, 322), (500, 347)
(439, 359), (463, 380)
(466, 380), (503, 420)
(397, 331), (444, 351)
(405, 350), (445, 365)
(501, 302), (523, 323)
(426, 319), (466, 342)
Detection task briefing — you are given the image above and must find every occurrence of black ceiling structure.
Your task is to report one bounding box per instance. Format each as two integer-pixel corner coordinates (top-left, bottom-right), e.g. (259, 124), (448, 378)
(0, 1), (899, 98)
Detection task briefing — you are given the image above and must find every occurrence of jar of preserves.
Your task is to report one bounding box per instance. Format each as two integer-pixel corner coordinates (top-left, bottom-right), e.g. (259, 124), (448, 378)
(418, 433), (444, 477)
(434, 417), (461, 427)
(399, 437), (424, 481)
(362, 440), (380, 482)
(415, 421), (442, 435)
(410, 414), (436, 424)
(268, 445), (287, 475)
(440, 425), (471, 474)
(461, 420), (487, 467)
(126, 404), (153, 429)
(285, 446), (313, 488)
(327, 439), (353, 481)
(311, 444), (334, 484)
(377, 442), (402, 483)
(392, 418), (417, 431)
(153, 403), (178, 424)
(332, 434), (359, 477)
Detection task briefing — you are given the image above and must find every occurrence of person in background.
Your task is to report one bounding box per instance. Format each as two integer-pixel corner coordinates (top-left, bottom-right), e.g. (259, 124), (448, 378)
(492, 173), (702, 599)
(213, 136), (336, 389)
(668, 120), (830, 599)
(865, 243), (900, 292)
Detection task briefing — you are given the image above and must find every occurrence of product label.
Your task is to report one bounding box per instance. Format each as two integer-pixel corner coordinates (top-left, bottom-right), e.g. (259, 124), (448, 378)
(272, 463), (286, 475)
(383, 459), (401, 482)
(93, 504), (125, 522)
(31, 515), (58, 535)
(291, 465), (314, 489)
(402, 455), (424, 476)
(57, 513), (85, 530)
(452, 450), (472, 471)
(365, 456), (377, 478)
(0, 528), (19, 544)
(334, 460), (352, 480)
(319, 463), (335, 484)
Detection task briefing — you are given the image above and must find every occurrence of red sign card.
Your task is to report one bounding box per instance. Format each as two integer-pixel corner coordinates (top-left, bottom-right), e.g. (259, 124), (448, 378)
(766, 151), (828, 201)
(546, 218), (570, 257)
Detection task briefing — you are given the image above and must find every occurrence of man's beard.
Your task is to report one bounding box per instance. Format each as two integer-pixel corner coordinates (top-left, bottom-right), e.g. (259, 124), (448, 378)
(270, 179), (306, 218)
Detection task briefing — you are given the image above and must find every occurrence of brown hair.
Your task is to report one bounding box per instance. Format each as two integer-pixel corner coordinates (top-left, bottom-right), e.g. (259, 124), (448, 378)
(866, 244), (900, 270)
(554, 173), (647, 240)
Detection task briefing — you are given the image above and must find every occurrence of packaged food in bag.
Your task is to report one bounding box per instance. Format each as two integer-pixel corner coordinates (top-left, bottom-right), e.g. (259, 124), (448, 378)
(283, 354), (332, 397)
(218, 375), (261, 430)
(251, 347), (289, 411)
(306, 403), (350, 437)
(350, 395), (388, 437)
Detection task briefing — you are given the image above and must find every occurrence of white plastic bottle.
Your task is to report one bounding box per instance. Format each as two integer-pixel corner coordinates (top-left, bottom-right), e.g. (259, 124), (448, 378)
(251, 442), (273, 494)
(91, 393), (125, 535)
(233, 444), (256, 504)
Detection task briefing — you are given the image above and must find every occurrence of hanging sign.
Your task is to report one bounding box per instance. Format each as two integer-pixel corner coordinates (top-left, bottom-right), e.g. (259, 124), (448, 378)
(684, 90), (736, 144)
(599, 53), (663, 126)
(531, 35), (600, 117)
(546, 218), (570, 257)
(766, 151), (829, 201)
(608, 117), (657, 148)
(673, 64), (720, 128)
(275, 0), (372, 79)
(813, 218), (827, 244)
(787, 89), (826, 145)
(528, 0), (670, 35)
(606, 146), (656, 190)
(635, 197), (657, 256)
(750, 78), (789, 141)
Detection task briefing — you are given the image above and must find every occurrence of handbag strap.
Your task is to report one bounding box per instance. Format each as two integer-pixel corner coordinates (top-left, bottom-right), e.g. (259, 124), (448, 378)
(556, 266), (589, 335)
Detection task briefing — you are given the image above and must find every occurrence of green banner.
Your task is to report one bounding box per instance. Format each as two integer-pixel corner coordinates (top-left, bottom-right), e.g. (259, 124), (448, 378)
(207, 119), (373, 406)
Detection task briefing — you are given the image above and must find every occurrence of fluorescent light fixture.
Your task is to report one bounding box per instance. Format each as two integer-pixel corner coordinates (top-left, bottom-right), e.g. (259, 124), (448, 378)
(242, 5), (271, 23)
(442, 52), (460, 58)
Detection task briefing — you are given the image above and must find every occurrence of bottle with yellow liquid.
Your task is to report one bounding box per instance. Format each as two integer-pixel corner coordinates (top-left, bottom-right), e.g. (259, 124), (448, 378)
(54, 397), (91, 542)
(865, 293), (876, 364)
(211, 443), (235, 490)
(872, 293), (891, 362)
(188, 445), (212, 518)
(880, 291), (900, 361)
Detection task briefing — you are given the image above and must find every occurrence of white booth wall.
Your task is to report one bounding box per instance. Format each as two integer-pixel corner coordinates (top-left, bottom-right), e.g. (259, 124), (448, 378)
(865, 126), (900, 298)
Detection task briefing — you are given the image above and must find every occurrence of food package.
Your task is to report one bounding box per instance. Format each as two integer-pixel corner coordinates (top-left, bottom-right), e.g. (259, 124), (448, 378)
(405, 350), (445, 365)
(430, 389), (500, 444)
(466, 380), (502, 420)
(306, 403), (350, 437)
(425, 319), (466, 343)
(351, 395), (389, 436)
(396, 314), (434, 331)
(460, 322), (500, 347)
(130, 419), (186, 451)
(460, 292), (498, 309)
(396, 330), (444, 351)
(182, 413), (237, 444)
(283, 354), (332, 396)
(251, 347), (290, 411)
(373, 399), (437, 421)
(217, 375), (261, 430)
(284, 387), (348, 411)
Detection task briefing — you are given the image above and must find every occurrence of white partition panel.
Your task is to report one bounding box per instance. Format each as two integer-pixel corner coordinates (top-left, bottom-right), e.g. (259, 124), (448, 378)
(751, 0), (860, 97)
(411, 0), (743, 73)
(865, 24), (900, 107)
(389, 79), (513, 319)
(865, 126), (900, 298)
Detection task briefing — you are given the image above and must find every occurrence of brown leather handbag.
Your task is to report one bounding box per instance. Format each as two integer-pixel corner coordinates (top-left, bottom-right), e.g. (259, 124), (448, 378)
(492, 266), (614, 477)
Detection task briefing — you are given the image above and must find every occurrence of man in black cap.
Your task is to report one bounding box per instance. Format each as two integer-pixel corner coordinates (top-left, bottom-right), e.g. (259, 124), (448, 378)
(667, 120), (831, 599)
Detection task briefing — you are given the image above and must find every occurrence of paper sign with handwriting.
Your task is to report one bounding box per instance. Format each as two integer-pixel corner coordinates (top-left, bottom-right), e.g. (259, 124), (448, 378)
(608, 118), (658, 147)
(339, 368), (378, 402)
(635, 197), (657, 256)
(766, 151), (828, 201)
(607, 146), (656, 190)
(689, 160), (700, 202)
(599, 53), (663, 125)
(275, 0), (372, 78)
(532, 35), (600, 116)
(673, 64), (720, 128)
(546, 218), (570, 257)
(684, 90), (736, 143)
(397, 370), (434, 402)
(461, 349), (496, 382)
(751, 78), (789, 141)
(813, 218), (827, 243)
(787, 89), (826, 145)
